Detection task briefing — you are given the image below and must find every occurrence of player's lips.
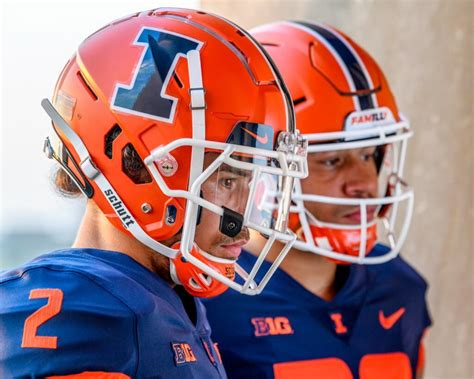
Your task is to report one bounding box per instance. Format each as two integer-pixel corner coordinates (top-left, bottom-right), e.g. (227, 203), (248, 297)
(219, 240), (247, 259)
(343, 206), (378, 223)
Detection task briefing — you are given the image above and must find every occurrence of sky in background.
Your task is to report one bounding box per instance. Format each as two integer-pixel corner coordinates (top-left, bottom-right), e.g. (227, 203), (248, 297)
(0, 0), (199, 234)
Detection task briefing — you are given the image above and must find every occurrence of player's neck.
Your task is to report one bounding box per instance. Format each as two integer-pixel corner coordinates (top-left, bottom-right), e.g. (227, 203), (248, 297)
(73, 201), (175, 285)
(246, 235), (338, 301)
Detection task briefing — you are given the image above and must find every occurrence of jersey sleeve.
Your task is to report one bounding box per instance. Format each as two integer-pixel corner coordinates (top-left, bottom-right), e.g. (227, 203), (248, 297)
(377, 254), (433, 373)
(399, 255), (432, 331)
(0, 266), (138, 378)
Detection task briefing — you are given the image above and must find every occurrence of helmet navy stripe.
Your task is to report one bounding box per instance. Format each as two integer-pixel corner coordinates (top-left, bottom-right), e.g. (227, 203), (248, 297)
(295, 21), (374, 110)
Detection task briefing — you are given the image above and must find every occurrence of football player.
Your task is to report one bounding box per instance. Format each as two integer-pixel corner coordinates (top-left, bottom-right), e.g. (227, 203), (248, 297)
(0, 11), (307, 378)
(205, 21), (431, 379)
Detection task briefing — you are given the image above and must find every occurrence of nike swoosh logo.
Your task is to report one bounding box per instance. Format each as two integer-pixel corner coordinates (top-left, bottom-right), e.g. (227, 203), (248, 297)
(379, 307), (406, 330)
(242, 127), (269, 145)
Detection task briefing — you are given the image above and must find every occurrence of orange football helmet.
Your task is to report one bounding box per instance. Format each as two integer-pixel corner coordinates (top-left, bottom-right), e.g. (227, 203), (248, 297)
(42, 9), (307, 296)
(252, 21), (413, 264)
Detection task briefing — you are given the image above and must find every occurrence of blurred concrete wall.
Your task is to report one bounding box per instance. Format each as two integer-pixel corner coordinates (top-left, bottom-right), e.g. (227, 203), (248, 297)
(201, 1), (473, 378)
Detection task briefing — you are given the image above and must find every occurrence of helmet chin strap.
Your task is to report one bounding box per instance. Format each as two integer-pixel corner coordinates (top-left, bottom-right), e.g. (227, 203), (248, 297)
(169, 242), (237, 298)
(169, 50), (251, 297)
(297, 206), (377, 263)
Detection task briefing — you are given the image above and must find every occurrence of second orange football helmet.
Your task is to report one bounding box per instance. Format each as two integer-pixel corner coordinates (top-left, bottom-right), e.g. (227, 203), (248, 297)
(252, 21), (413, 264)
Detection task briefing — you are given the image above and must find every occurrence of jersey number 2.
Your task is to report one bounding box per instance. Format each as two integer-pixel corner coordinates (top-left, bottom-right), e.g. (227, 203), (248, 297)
(22, 288), (64, 349)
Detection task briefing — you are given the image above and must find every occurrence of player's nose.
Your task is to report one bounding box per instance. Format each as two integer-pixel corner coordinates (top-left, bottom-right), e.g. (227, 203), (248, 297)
(342, 158), (378, 198)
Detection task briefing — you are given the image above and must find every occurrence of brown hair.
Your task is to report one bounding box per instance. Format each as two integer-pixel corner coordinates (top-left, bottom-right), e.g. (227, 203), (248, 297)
(54, 143), (152, 197)
(54, 168), (82, 197)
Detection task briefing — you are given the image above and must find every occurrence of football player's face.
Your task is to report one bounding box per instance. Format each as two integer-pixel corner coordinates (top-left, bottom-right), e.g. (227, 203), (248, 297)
(194, 153), (251, 260)
(301, 146), (378, 225)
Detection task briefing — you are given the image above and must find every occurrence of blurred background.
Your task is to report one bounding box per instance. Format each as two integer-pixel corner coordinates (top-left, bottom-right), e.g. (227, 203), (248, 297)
(0, 1), (472, 378)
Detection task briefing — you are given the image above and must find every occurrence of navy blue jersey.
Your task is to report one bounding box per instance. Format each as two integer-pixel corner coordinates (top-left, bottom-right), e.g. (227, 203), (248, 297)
(204, 245), (431, 379)
(0, 248), (226, 379)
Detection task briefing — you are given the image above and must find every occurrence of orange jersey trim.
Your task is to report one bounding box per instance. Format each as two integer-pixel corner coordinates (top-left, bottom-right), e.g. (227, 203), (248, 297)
(359, 352), (411, 379)
(47, 372), (130, 379)
(417, 328), (429, 375)
(274, 357), (352, 379)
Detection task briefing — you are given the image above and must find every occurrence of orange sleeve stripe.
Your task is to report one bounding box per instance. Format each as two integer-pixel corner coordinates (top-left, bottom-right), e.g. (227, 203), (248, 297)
(274, 357), (352, 379)
(417, 341), (425, 373)
(47, 372), (131, 379)
(359, 352), (411, 379)
(417, 328), (429, 374)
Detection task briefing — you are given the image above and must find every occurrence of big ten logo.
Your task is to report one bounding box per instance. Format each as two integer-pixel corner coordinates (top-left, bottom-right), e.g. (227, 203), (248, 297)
(251, 317), (294, 337)
(172, 342), (197, 365)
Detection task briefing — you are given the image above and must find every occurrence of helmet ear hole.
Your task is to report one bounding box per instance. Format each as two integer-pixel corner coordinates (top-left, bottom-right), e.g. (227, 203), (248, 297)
(122, 143), (153, 184)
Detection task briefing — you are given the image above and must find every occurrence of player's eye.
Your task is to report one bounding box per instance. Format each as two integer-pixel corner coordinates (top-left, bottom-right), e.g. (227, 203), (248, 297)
(219, 176), (237, 190)
(360, 147), (377, 162)
(319, 157), (341, 167)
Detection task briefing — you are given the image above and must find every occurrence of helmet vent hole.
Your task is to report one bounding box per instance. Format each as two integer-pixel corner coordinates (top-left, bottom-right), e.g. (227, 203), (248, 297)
(236, 30), (245, 37)
(261, 42), (280, 47)
(122, 143), (153, 184)
(104, 124), (122, 159)
(189, 278), (200, 290)
(293, 96), (307, 106)
(228, 41), (248, 63)
(173, 73), (184, 89)
(76, 71), (98, 101)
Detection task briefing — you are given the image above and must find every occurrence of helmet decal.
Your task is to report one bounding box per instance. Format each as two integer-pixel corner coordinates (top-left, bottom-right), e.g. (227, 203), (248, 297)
(226, 122), (275, 150)
(112, 27), (203, 122)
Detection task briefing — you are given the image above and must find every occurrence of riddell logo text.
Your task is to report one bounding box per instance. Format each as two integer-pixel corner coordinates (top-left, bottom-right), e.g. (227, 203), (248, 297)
(350, 112), (388, 125)
(251, 317), (294, 337)
(104, 189), (135, 227)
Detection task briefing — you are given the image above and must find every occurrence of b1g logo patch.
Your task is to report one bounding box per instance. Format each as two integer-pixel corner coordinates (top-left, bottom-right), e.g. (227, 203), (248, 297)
(251, 316), (294, 337)
(112, 27), (203, 122)
(171, 342), (197, 365)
